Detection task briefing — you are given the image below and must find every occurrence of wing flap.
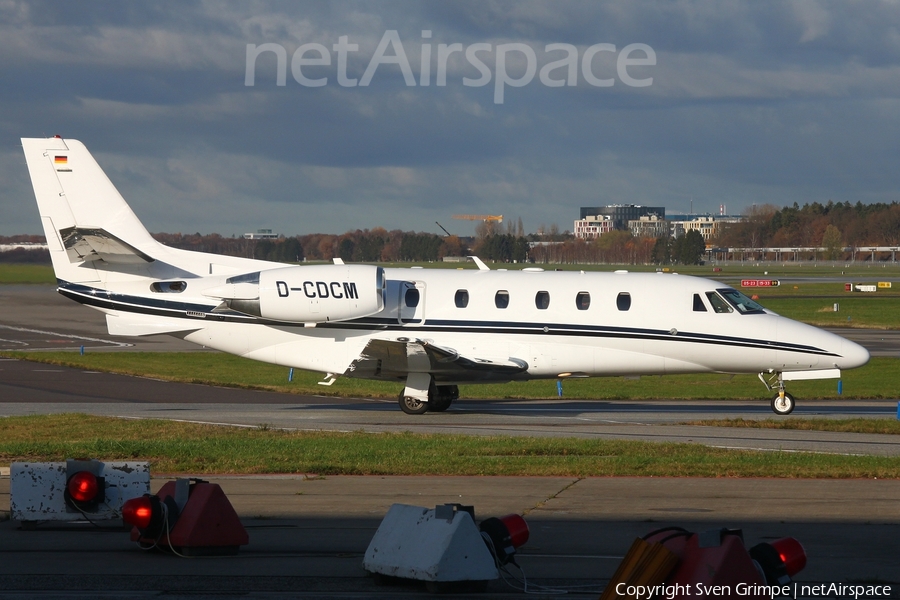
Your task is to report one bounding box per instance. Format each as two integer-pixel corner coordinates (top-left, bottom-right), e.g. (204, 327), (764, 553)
(106, 313), (201, 337)
(345, 338), (528, 382)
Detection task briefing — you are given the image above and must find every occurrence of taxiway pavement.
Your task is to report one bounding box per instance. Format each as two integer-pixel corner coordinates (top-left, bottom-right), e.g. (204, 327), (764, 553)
(1, 475), (899, 597)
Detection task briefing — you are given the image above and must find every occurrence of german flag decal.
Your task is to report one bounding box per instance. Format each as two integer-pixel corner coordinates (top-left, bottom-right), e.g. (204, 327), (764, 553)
(54, 155), (72, 172)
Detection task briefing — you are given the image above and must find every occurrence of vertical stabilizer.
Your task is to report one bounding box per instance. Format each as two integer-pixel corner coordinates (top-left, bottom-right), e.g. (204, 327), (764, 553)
(22, 137), (160, 283)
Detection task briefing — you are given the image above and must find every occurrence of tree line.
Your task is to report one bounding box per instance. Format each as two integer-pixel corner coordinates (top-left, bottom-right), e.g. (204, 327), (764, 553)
(717, 201), (900, 250)
(14, 200), (900, 267)
(0, 228), (708, 266)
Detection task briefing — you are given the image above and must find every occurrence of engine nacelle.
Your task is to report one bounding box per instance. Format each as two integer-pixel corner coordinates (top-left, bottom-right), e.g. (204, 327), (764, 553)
(206, 264), (385, 324)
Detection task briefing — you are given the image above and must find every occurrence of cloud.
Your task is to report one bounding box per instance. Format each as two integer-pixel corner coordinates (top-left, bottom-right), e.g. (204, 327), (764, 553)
(3, 0), (900, 237)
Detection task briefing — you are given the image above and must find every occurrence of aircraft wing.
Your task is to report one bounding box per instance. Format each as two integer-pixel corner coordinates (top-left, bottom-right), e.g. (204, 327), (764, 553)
(344, 338), (528, 383)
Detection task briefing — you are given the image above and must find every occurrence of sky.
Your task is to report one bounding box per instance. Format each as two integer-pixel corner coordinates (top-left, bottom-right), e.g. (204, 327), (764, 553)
(2, 0), (899, 238)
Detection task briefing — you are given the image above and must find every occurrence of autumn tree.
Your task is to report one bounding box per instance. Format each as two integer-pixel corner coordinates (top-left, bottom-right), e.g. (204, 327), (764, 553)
(821, 224), (843, 260)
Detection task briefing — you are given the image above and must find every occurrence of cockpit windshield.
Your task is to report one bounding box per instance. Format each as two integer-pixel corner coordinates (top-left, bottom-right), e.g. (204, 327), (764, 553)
(717, 288), (767, 314)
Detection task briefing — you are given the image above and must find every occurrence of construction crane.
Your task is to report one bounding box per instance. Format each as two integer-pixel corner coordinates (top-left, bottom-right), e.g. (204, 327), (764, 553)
(452, 214), (503, 223)
(435, 221), (452, 237)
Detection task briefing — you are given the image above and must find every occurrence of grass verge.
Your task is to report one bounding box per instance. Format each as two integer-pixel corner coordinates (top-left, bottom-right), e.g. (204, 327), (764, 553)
(1, 414), (898, 478)
(685, 418), (900, 435)
(0, 264), (54, 284)
(2, 351), (898, 401)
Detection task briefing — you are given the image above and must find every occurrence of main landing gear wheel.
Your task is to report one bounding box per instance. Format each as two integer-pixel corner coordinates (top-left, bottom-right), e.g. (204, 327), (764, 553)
(399, 393), (429, 415)
(428, 385), (459, 413)
(771, 392), (795, 415)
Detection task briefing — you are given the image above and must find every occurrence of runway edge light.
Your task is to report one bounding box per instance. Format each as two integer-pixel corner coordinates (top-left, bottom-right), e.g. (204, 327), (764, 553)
(364, 503), (529, 590)
(478, 513), (529, 566)
(122, 478), (248, 556)
(10, 460), (150, 526)
(749, 537), (807, 585)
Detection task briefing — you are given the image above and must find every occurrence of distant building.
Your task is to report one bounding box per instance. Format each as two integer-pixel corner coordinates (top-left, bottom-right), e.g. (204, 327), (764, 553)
(668, 215), (743, 242)
(628, 215), (669, 238)
(574, 215), (614, 240)
(243, 229), (279, 240)
(0, 242), (48, 252)
(579, 205), (665, 231)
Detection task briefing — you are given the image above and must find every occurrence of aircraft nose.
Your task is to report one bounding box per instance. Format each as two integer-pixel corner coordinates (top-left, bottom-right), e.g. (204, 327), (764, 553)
(840, 338), (870, 369)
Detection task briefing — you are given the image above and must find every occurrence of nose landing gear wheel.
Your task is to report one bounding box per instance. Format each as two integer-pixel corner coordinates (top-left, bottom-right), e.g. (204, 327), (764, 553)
(771, 392), (795, 415)
(399, 393), (429, 415)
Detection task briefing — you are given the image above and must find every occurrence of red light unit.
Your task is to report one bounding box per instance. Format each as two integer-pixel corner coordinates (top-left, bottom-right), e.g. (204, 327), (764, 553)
(749, 536), (807, 585)
(67, 471), (99, 503)
(770, 537), (807, 576)
(479, 513), (530, 566)
(122, 496), (155, 530)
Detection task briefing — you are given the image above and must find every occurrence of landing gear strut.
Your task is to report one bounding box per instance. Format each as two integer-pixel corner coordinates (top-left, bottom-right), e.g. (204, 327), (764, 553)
(758, 372), (796, 416)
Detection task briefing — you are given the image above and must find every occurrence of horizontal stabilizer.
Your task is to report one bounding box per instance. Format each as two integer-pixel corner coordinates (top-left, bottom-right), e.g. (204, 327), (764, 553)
(60, 227), (155, 264)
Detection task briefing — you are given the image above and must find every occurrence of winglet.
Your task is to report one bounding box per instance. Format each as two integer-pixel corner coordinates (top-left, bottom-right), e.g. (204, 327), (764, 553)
(469, 256), (490, 271)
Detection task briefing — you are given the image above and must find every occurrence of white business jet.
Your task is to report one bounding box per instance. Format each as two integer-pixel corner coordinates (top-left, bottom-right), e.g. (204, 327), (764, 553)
(22, 137), (869, 415)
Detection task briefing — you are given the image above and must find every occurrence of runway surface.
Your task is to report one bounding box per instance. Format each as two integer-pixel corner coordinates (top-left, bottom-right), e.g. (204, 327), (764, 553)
(0, 355), (897, 455)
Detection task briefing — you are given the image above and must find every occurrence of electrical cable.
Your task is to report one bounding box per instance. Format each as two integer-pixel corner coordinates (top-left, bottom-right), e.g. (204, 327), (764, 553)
(481, 531), (604, 595)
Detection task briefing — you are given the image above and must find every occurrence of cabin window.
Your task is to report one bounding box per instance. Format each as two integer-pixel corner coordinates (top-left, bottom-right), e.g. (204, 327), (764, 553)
(495, 290), (510, 309)
(405, 288), (420, 307)
(535, 291), (550, 310)
(616, 292), (631, 311)
(693, 293), (707, 312)
(705, 291), (733, 314)
(718, 288), (767, 315)
(575, 291), (590, 310)
(151, 281), (186, 293)
(455, 289), (469, 308)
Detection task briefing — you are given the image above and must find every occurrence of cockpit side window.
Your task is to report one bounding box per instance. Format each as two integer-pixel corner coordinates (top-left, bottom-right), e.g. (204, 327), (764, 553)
(705, 291), (733, 314)
(693, 293), (707, 312)
(718, 288), (767, 315)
